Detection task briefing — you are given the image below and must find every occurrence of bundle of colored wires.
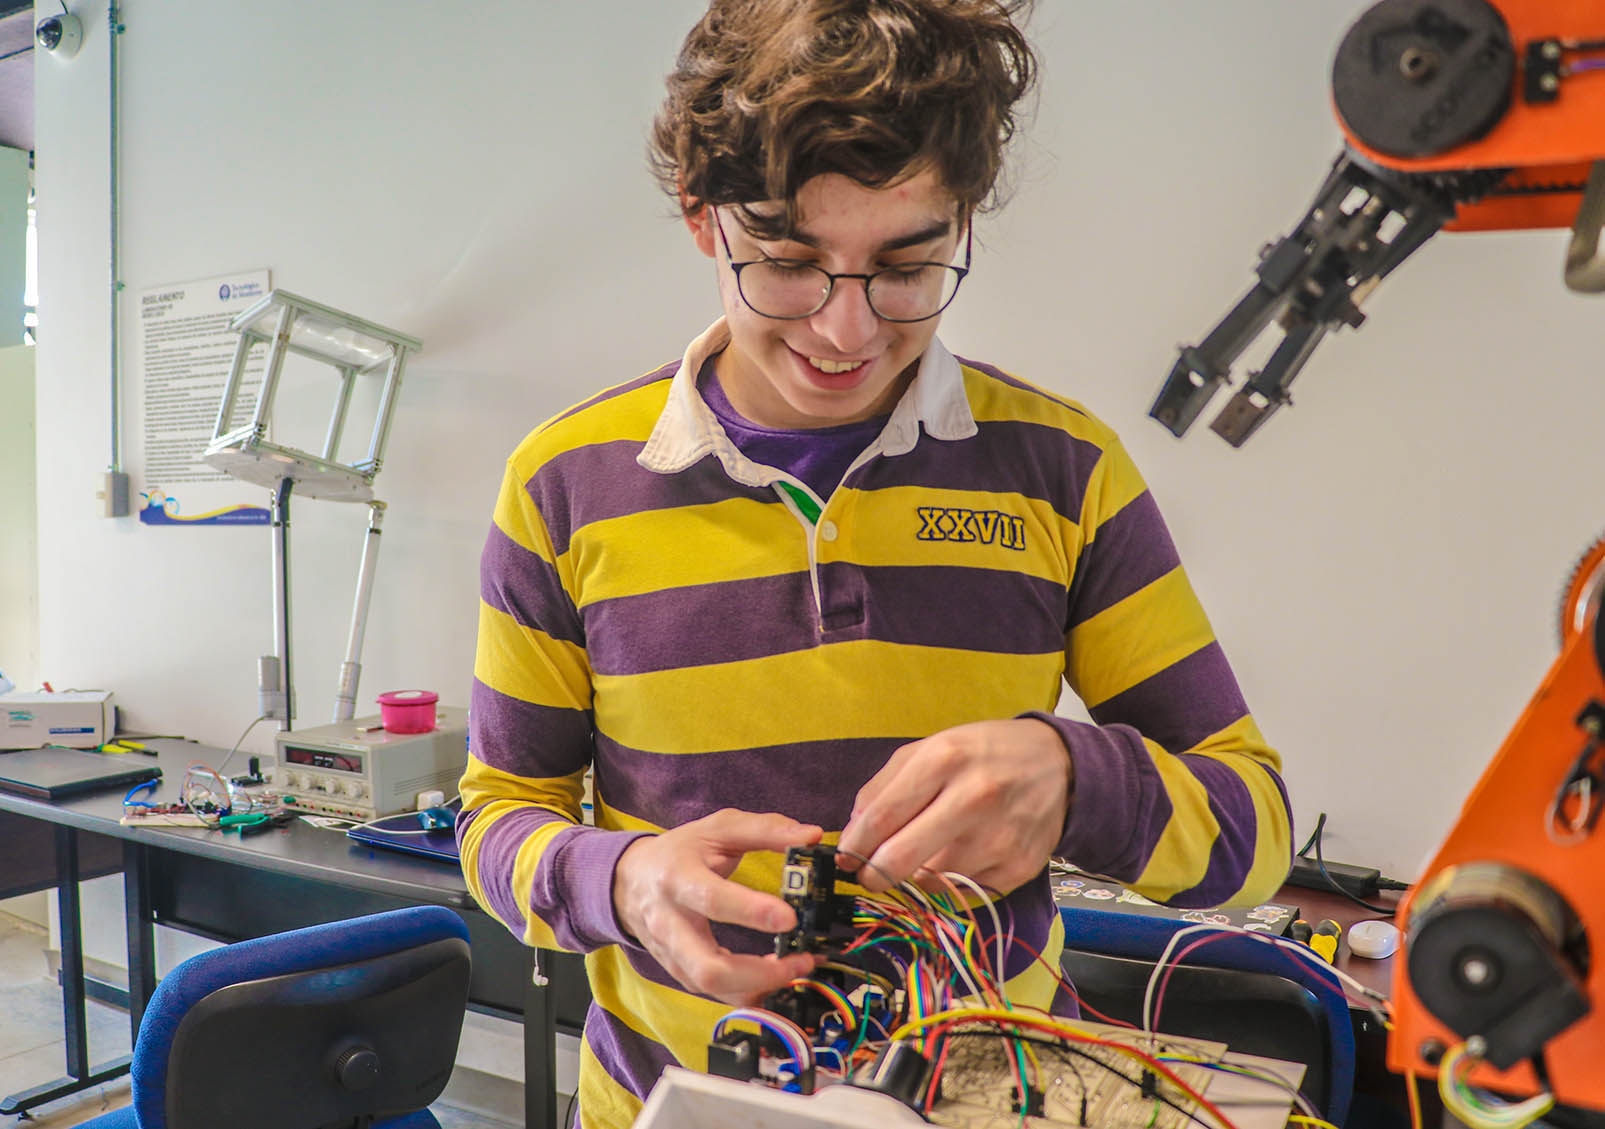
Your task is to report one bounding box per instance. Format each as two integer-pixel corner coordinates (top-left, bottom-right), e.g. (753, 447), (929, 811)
(1436, 1040), (1554, 1129)
(180, 762), (235, 827)
(712, 1009), (813, 1076)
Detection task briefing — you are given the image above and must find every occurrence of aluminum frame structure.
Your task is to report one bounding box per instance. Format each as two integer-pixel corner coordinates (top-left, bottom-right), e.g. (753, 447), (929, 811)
(202, 290), (423, 728)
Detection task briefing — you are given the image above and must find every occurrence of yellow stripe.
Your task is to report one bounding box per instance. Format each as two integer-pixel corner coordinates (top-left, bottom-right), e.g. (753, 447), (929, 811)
(1127, 740), (1219, 900)
(824, 484), (1079, 586)
(577, 1034), (644, 1129)
(1066, 568), (1215, 708)
(492, 460), (559, 561)
(1189, 716), (1291, 906)
(1078, 440), (1150, 539)
(1130, 716), (1290, 906)
(1002, 908), (1065, 1012)
(962, 366), (1114, 448)
(595, 640), (1064, 754)
(587, 946), (724, 1065)
(458, 756), (588, 822)
(511, 377), (671, 482)
(563, 496), (801, 606)
(456, 760), (588, 949)
(474, 602), (592, 709)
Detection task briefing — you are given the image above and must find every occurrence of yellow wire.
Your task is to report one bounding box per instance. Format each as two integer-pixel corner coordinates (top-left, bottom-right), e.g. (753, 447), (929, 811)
(1406, 1068), (1422, 1129)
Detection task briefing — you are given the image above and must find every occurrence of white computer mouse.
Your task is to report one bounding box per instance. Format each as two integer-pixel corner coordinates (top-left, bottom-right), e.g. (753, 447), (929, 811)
(1348, 919), (1400, 959)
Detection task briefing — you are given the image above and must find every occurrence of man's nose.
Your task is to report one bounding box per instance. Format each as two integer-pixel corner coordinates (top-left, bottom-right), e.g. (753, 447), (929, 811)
(808, 276), (879, 352)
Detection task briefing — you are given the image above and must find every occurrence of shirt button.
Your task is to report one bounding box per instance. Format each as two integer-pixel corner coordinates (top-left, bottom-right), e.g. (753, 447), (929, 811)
(818, 520), (839, 542)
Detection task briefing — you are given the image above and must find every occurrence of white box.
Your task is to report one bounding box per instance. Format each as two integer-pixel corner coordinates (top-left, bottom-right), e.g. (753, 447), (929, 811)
(0, 691), (116, 749)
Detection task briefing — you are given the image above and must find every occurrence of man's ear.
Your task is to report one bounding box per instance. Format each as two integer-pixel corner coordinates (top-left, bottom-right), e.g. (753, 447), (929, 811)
(683, 196), (717, 259)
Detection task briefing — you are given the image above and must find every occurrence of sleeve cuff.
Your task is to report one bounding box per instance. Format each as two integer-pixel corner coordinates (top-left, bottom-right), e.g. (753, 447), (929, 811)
(543, 825), (653, 950)
(1020, 711), (1144, 875)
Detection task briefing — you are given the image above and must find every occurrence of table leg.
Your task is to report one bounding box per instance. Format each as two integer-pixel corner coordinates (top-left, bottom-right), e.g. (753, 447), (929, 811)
(0, 826), (132, 1117)
(525, 949), (559, 1129)
(123, 839), (155, 1034)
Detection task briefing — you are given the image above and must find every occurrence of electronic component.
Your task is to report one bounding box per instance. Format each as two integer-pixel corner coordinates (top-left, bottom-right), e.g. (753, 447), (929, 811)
(1286, 856), (1382, 900)
(1348, 920), (1400, 959)
(774, 845), (859, 956)
(707, 1030), (762, 1083)
(273, 708), (466, 820)
(848, 1043), (933, 1112)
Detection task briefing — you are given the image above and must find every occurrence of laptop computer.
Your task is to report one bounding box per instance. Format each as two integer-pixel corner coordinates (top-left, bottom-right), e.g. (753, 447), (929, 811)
(346, 797), (462, 862)
(0, 747), (162, 801)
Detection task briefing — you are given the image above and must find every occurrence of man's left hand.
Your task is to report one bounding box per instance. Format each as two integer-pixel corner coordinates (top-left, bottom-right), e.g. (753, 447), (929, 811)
(836, 717), (1072, 895)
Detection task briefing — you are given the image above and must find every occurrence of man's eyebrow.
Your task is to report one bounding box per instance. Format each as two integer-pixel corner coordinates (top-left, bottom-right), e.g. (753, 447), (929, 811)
(779, 218), (954, 254)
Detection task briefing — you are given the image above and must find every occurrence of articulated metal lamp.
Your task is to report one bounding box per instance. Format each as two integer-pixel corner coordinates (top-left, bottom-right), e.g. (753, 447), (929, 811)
(203, 290), (423, 729)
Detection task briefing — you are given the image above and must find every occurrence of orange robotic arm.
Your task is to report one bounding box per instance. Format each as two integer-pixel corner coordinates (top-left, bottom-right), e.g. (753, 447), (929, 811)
(1150, 0), (1605, 1116)
(1150, 0), (1605, 446)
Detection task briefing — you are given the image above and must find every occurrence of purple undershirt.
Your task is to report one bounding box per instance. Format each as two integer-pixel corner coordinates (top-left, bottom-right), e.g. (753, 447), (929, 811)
(698, 357), (888, 501)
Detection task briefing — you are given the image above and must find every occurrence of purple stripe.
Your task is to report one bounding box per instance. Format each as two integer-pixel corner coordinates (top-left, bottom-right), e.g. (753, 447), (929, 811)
(470, 679), (593, 778)
(583, 565), (1067, 676)
(594, 731), (899, 830)
(481, 525), (583, 646)
(845, 565), (1067, 653)
(1166, 754), (1262, 908)
(584, 572), (817, 675)
(1042, 717), (1172, 883)
(458, 804), (567, 931)
(1087, 642), (1249, 756)
(545, 362), (677, 428)
(529, 439), (776, 557)
(1066, 491), (1181, 628)
(582, 1000), (682, 1100)
(864, 418), (1102, 526)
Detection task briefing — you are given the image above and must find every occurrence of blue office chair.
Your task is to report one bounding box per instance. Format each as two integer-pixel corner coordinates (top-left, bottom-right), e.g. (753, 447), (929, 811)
(81, 905), (472, 1129)
(1059, 907), (1356, 1126)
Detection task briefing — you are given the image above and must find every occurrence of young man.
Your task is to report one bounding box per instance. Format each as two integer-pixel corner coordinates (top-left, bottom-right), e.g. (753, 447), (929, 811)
(458, 2), (1292, 1125)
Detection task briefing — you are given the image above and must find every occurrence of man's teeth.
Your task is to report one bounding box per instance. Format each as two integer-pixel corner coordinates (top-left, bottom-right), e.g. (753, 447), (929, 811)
(809, 357), (863, 374)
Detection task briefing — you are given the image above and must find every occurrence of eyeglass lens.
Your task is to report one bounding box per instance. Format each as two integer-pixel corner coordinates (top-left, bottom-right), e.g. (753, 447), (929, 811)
(738, 262), (962, 321)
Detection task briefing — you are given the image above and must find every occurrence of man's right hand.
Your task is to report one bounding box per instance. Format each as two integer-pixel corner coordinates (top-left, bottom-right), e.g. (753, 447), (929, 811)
(611, 808), (824, 1005)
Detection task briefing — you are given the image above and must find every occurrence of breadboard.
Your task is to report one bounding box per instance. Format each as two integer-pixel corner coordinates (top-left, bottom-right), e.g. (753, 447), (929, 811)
(929, 1022), (1227, 1129)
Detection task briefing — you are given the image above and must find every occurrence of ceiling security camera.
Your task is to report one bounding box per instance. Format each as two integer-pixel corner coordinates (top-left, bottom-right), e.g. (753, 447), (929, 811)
(36, 12), (84, 60)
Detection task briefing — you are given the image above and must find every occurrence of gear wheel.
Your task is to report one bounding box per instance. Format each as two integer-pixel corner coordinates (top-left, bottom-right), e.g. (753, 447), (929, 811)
(1557, 532), (1605, 648)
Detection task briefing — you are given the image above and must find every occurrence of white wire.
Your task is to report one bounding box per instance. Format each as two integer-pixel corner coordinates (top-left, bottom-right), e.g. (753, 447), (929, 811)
(1142, 921), (1390, 1036)
(942, 870), (1008, 996)
(215, 714), (268, 775)
(894, 881), (987, 1003)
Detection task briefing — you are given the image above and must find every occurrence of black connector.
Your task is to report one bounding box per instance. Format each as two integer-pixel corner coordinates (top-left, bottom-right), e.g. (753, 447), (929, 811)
(1011, 1082), (1046, 1118)
(1287, 855), (1381, 900)
(708, 1031), (761, 1082)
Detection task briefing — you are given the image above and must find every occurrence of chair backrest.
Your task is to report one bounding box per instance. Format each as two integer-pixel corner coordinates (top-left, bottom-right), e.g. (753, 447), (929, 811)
(1059, 909), (1355, 1125)
(130, 905), (472, 1129)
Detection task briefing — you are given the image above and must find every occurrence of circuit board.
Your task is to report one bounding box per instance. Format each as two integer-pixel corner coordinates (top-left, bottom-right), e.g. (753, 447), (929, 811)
(927, 1022), (1227, 1129)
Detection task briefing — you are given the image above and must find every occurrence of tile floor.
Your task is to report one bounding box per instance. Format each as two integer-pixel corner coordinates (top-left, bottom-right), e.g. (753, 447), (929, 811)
(0, 914), (517, 1129)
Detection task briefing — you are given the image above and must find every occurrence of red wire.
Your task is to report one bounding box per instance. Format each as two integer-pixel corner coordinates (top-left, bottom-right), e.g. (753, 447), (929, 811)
(1151, 933), (1229, 1030)
(920, 1015), (1240, 1129)
(1006, 933), (1138, 1029)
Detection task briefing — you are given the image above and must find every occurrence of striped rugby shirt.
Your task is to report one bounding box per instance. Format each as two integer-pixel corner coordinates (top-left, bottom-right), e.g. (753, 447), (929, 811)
(458, 318), (1292, 1128)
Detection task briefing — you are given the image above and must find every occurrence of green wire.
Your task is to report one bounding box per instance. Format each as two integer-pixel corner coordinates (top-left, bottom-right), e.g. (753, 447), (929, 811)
(1013, 1038), (1030, 1128)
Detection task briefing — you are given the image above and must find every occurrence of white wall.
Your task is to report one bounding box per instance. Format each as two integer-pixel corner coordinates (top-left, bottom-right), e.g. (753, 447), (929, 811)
(33, 0), (1605, 887)
(0, 344), (37, 691)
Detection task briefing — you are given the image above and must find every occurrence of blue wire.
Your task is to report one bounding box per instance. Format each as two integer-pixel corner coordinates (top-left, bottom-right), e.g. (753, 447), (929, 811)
(123, 778), (158, 808)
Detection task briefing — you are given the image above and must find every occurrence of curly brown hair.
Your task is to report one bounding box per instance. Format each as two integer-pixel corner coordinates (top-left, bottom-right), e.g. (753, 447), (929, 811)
(649, 0), (1036, 238)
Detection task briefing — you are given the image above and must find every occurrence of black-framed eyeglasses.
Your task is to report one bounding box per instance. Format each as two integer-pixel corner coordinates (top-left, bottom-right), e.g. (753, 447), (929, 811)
(711, 206), (972, 323)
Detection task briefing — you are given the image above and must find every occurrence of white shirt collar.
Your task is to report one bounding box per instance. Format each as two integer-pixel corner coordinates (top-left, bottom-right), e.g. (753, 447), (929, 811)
(636, 317), (977, 484)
